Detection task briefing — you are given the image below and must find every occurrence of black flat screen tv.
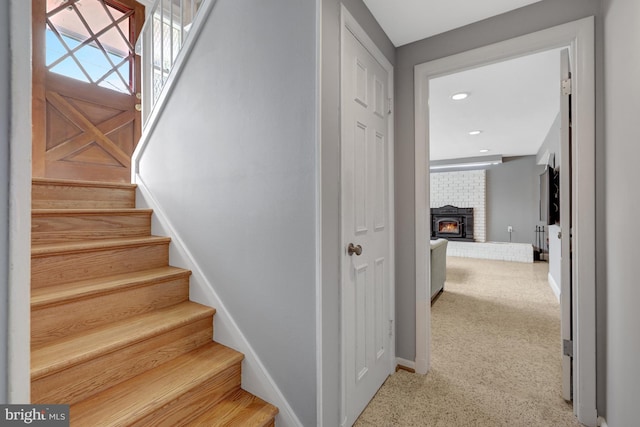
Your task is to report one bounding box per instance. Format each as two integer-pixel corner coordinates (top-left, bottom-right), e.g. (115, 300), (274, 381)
(540, 166), (559, 225)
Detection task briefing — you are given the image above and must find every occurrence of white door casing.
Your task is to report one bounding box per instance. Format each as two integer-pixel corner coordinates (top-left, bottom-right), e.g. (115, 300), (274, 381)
(559, 48), (573, 402)
(340, 7), (395, 426)
(8, 0), (32, 403)
(414, 17), (596, 426)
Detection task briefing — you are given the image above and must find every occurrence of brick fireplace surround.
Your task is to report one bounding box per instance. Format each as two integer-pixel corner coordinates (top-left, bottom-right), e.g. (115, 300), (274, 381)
(430, 170), (486, 242)
(430, 169), (532, 263)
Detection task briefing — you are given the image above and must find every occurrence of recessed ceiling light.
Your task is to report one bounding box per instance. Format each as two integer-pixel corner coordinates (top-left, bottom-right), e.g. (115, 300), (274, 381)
(479, 149), (490, 153)
(451, 92), (469, 101)
(468, 130), (482, 135)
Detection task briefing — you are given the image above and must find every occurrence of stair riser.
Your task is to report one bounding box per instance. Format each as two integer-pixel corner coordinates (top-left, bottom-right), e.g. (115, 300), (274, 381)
(32, 243), (169, 289)
(32, 276), (190, 347)
(32, 183), (136, 209)
(130, 364), (242, 427)
(32, 317), (213, 405)
(32, 212), (152, 244)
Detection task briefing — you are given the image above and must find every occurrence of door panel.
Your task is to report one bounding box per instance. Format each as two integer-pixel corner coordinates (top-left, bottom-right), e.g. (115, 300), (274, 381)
(559, 48), (573, 402)
(355, 263), (368, 380)
(374, 258), (385, 359)
(33, 0), (144, 183)
(341, 27), (392, 425)
(355, 122), (368, 232)
(374, 132), (386, 230)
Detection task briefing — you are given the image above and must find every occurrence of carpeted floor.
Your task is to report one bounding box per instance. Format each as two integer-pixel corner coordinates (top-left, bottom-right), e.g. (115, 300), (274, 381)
(355, 256), (582, 427)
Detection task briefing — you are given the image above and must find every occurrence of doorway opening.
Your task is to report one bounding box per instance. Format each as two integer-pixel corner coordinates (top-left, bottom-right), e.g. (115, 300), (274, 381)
(427, 43), (568, 402)
(414, 17), (596, 426)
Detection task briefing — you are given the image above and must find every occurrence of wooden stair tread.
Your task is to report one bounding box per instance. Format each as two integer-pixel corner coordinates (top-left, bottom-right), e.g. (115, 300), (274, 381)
(31, 207), (153, 222)
(31, 235), (171, 257)
(32, 208), (152, 214)
(70, 342), (243, 426)
(32, 177), (137, 190)
(32, 301), (215, 380)
(31, 266), (191, 309)
(191, 389), (278, 426)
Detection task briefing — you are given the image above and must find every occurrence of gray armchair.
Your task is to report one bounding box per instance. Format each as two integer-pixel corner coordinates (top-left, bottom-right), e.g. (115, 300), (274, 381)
(430, 238), (448, 299)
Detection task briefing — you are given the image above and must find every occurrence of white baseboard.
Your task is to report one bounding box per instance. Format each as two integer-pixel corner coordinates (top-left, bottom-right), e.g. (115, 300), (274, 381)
(548, 272), (561, 302)
(134, 175), (302, 427)
(598, 416), (608, 427)
(396, 357), (416, 371)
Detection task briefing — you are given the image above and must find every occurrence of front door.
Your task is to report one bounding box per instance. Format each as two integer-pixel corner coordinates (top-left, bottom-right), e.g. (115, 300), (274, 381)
(32, 0), (144, 183)
(341, 24), (393, 426)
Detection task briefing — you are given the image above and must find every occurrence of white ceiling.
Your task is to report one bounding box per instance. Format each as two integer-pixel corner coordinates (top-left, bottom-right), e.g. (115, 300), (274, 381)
(363, 0), (544, 47)
(428, 49), (561, 162)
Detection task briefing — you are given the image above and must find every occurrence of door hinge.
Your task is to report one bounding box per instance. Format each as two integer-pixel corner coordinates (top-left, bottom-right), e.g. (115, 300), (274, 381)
(563, 339), (574, 357)
(387, 97), (392, 115)
(562, 78), (572, 96)
(388, 319), (394, 336)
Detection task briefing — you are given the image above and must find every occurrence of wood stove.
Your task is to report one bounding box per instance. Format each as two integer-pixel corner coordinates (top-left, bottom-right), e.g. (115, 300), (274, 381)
(431, 205), (474, 241)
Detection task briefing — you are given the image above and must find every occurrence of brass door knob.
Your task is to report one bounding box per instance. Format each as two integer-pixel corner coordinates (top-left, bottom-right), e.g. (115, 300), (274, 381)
(348, 243), (363, 256)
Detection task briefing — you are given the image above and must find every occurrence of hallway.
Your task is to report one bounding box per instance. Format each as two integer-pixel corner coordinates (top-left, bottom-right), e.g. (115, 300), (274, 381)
(356, 257), (581, 426)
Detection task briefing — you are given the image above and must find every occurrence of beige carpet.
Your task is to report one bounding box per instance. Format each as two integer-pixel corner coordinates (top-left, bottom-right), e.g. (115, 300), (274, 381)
(355, 256), (582, 427)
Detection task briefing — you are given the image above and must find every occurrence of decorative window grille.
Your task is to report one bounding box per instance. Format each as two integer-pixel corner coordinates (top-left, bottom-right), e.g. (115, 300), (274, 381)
(45, 0), (138, 94)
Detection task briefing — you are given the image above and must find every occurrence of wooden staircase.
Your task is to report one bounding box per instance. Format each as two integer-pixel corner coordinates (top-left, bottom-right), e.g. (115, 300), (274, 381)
(31, 178), (278, 426)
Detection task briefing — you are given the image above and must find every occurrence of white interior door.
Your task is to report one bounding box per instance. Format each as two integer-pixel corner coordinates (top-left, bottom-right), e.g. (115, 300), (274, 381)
(341, 26), (392, 426)
(559, 48), (573, 402)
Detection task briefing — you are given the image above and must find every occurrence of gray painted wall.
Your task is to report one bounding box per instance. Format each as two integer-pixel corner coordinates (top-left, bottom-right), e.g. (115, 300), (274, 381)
(137, 0), (317, 424)
(486, 156), (542, 244)
(603, 0), (640, 424)
(537, 113), (560, 167)
(320, 1), (393, 425)
(0, 0), (10, 404)
(393, 0), (602, 376)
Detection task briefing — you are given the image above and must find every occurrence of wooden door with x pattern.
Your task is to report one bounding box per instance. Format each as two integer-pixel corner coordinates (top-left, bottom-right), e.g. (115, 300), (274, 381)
(33, 0), (144, 183)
